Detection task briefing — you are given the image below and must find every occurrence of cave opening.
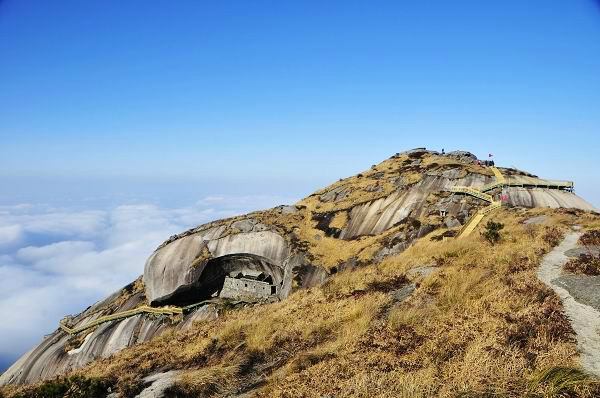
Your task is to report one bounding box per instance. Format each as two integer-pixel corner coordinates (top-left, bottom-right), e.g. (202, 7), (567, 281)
(160, 253), (284, 306)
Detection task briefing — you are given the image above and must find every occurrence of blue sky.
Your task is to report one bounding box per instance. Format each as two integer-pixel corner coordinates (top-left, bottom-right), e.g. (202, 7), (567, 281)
(1, 0), (600, 202)
(0, 0), (599, 371)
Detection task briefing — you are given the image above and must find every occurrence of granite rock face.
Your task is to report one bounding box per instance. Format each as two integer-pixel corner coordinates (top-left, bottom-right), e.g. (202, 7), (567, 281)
(144, 228), (290, 305)
(504, 187), (596, 211)
(3, 148), (597, 387)
(0, 283), (219, 386)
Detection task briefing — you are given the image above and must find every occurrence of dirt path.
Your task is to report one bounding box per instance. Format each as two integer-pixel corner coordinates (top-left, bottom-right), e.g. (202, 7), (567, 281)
(538, 231), (600, 377)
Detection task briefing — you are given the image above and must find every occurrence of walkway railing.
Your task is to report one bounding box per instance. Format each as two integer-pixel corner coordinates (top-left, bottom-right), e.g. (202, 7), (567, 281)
(60, 305), (184, 335)
(450, 186), (493, 203)
(491, 166), (506, 184)
(59, 297), (257, 335)
(450, 166), (505, 238)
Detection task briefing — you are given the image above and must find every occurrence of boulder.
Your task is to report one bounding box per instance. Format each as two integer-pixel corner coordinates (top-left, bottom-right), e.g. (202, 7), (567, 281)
(134, 370), (182, 398)
(276, 205), (299, 214)
(446, 150), (478, 163)
(231, 219), (256, 232)
(445, 217), (461, 228)
(523, 215), (548, 225)
(505, 187), (597, 211)
(144, 230), (290, 305)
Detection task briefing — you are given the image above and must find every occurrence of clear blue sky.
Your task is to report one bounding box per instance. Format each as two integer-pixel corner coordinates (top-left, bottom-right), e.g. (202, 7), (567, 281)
(1, 0), (599, 206)
(1, 0), (600, 372)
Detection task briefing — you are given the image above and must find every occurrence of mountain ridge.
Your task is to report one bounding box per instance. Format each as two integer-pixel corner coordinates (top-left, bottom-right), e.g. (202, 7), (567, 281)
(2, 148), (599, 398)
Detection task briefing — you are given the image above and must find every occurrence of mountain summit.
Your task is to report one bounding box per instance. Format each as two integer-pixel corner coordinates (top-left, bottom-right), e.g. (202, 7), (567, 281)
(2, 149), (599, 398)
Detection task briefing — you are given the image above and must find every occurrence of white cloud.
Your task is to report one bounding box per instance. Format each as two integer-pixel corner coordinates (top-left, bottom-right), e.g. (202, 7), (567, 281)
(0, 224), (23, 248)
(16, 241), (96, 265)
(0, 194), (294, 371)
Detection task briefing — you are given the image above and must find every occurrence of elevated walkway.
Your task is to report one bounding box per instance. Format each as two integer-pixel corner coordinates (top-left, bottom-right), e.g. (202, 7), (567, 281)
(491, 166), (506, 184)
(451, 164), (574, 238)
(59, 297), (258, 335)
(479, 168), (505, 192)
(479, 167), (573, 192)
(458, 212), (485, 238)
(450, 166), (505, 238)
(504, 175), (574, 191)
(450, 186), (493, 203)
(456, 201), (502, 238)
(60, 305), (184, 335)
(479, 181), (503, 192)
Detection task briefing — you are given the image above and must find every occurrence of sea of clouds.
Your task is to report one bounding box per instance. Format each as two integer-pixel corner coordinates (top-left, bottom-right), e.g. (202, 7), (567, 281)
(0, 194), (295, 372)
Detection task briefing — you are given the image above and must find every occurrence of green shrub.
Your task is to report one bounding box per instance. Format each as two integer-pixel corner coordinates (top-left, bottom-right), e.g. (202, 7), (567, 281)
(528, 366), (600, 398)
(11, 375), (111, 398)
(482, 221), (504, 245)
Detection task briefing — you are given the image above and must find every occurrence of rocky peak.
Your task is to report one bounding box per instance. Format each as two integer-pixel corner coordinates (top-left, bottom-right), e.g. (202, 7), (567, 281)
(1, 148), (596, 387)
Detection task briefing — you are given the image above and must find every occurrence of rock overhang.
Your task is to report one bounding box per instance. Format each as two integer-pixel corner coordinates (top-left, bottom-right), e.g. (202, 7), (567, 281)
(5, 148), (599, 388)
(143, 227), (292, 306)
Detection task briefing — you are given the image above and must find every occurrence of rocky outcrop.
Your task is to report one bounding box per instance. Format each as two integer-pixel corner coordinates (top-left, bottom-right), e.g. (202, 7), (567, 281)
(132, 371), (182, 398)
(3, 148), (597, 387)
(504, 187), (596, 211)
(445, 150), (478, 163)
(0, 285), (220, 386)
(143, 228), (290, 305)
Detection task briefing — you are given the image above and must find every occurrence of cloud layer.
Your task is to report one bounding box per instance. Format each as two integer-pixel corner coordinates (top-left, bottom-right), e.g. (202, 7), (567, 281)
(0, 195), (295, 371)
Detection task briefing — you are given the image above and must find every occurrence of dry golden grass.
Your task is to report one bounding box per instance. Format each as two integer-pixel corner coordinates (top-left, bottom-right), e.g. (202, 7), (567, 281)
(296, 151), (485, 215)
(329, 211), (348, 229)
(4, 206), (599, 398)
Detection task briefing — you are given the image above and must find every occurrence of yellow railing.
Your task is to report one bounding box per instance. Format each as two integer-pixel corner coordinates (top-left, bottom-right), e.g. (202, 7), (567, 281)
(58, 297), (252, 335)
(457, 213), (485, 238)
(450, 166), (505, 238)
(479, 182), (502, 192)
(491, 166), (506, 184)
(60, 305), (183, 335)
(450, 186), (493, 203)
(457, 201), (502, 238)
(480, 201), (502, 215)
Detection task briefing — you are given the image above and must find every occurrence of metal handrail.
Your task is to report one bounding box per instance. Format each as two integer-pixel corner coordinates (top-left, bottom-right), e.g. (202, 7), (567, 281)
(450, 186), (494, 203)
(60, 305), (183, 335)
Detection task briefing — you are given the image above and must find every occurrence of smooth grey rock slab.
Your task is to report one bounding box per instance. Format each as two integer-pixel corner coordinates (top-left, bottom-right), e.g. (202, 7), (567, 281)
(231, 219), (256, 233)
(504, 187), (596, 211)
(177, 305), (219, 331)
(445, 217), (461, 228)
(564, 246), (600, 258)
(538, 232), (600, 377)
(134, 370), (181, 398)
(523, 215), (548, 225)
(145, 230), (289, 305)
(407, 266), (437, 279)
(276, 205), (299, 214)
(554, 275), (600, 311)
(391, 284), (416, 302)
(446, 150), (477, 163)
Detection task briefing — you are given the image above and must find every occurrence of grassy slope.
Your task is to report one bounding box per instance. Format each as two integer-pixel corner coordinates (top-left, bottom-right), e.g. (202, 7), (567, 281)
(4, 208), (600, 398)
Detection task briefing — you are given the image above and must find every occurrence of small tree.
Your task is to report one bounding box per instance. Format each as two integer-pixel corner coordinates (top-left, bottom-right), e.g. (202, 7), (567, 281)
(482, 220), (504, 245)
